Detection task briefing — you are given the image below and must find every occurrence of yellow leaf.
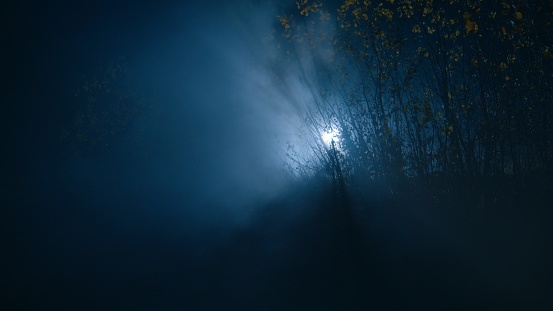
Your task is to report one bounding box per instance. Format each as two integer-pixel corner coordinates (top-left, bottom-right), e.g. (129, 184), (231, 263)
(465, 20), (478, 34)
(515, 11), (522, 19)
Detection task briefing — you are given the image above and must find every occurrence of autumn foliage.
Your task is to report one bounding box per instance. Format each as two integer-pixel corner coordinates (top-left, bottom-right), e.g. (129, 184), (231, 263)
(275, 0), (553, 202)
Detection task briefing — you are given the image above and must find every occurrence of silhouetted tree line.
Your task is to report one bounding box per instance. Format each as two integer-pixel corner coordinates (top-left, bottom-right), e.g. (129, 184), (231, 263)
(274, 0), (553, 203)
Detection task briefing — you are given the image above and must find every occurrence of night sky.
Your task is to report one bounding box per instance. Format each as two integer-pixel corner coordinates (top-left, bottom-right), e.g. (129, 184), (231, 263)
(3, 1), (552, 310)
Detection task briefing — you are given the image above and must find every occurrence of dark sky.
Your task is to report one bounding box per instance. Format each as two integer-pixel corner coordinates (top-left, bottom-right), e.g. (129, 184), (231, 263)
(3, 1), (552, 310)
(4, 0), (300, 222)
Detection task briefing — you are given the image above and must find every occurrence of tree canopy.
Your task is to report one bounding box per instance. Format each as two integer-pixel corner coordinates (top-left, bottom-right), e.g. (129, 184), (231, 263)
(274, 0), (553, 202)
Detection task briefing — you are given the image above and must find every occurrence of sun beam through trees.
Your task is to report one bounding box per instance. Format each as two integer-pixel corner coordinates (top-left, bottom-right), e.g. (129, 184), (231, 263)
(273, 0), (553, 202)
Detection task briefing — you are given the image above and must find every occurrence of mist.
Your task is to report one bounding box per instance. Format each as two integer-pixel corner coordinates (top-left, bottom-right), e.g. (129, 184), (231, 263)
(4, 1), (329, 308)
(3, 0), (552, 310)
(8, 0), (303, 221)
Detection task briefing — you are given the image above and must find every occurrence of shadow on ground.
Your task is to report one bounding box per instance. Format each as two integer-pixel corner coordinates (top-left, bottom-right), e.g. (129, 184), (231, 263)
(3, 179), (552, 310)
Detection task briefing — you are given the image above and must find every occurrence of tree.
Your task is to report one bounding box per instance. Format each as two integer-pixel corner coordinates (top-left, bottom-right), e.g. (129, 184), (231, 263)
(275, 0), (553, 201)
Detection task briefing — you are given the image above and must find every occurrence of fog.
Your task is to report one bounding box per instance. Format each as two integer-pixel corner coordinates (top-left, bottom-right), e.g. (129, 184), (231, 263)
(3, 0), (552, 310)
(4, 1), (335, 308)
(8, 0), (306, 222)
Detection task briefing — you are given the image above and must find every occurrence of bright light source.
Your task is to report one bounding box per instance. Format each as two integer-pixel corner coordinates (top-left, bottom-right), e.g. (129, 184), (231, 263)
(321, 129), (339, 146)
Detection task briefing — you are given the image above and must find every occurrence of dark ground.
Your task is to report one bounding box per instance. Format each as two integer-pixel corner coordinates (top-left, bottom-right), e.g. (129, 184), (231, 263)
(3, 176), (552, 310)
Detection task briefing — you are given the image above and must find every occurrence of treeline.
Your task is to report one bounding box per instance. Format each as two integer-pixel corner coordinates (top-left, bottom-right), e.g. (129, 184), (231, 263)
(275, 0), (553, 202)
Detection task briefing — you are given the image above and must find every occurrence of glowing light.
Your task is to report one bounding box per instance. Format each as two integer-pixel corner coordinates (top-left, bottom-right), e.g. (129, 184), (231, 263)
(321, 129), (339, 146)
